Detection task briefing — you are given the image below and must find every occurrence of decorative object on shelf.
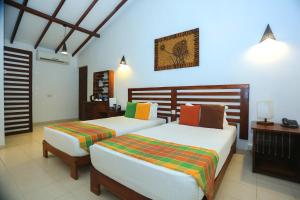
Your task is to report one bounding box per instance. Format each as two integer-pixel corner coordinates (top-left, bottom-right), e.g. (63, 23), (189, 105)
(260, 24), (276, 43)
(256, 100), (274, 125)
(154, 28), (199, 71)
(93, 70), (114, 101)
(120, 56), (127, 67)
(109, 98), (117, 108)
(61, 25), (68, 55)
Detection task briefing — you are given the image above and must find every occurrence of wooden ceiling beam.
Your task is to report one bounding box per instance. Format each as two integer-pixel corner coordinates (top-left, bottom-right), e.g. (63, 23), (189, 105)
(10, 0), (28, 44)
(72, 0), (127, 56)
(55, 0), (98, 53)
(34, 0), (65, 49)
(5, 0), (100, 38)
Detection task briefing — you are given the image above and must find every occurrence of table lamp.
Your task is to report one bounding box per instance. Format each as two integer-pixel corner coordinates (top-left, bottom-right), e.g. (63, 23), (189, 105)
(256, 100), (274, 125)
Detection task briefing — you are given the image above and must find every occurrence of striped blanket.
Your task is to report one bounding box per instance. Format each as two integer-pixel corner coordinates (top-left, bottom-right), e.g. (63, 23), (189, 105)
(97, 134), (219, 200)
(48, 122), (116, 151)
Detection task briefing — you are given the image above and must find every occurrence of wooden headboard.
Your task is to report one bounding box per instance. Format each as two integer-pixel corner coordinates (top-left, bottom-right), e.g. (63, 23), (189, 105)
(128, 84), (249, 140)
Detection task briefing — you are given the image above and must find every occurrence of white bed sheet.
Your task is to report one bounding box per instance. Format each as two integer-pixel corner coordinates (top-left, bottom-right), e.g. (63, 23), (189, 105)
(44, 116), (166, 157)
(90, 123), (236, 200)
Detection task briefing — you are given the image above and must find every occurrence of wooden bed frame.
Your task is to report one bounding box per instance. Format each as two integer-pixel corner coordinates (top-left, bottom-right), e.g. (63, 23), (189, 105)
(42, 140), (90, 180)
(90, 84), (249, 199)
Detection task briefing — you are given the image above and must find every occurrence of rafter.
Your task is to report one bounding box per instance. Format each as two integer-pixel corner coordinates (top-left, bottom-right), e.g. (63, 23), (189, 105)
(34, 0), (65, 49)
(5, 0), (100, 38)
(55, 0), (98, 53)
(10, 0), (28, 44)
(72, 0), (127, 56)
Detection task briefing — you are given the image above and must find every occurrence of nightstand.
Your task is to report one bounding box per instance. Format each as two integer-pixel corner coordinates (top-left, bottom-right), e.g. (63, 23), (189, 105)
(104, 109), (125, 118)
(251, 122), (300, 183)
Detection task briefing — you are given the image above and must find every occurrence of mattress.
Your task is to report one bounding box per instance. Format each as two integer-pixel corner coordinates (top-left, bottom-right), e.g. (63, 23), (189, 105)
(90, 123), (236, 200)
(44, 116), (166, 157)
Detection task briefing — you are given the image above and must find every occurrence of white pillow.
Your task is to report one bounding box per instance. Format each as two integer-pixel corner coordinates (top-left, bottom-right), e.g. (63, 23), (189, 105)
(148, 103), (158, 120)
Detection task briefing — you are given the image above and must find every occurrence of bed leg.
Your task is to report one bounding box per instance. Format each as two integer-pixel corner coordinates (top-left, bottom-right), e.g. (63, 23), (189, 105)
(42, 140), (48, 158)
(70, 163), (79, 180)
(91, 167), (101, 195)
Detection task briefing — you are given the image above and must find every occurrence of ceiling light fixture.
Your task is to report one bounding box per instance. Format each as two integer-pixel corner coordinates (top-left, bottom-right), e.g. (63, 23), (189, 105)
(61, 25), (68, 55)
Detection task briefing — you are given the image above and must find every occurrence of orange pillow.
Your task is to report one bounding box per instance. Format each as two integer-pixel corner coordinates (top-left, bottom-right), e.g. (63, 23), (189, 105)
(179, 105), (201, 126)
(135, 103), (151, 120)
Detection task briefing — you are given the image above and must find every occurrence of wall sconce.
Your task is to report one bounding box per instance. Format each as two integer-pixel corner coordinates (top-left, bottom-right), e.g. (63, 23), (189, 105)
(120, 55), (127, 67)
(260, 24), (276, 43)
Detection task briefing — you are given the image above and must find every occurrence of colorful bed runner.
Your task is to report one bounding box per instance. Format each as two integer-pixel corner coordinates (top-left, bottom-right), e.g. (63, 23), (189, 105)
(97, 134), (219, 200)
(48, 122), (116, 151)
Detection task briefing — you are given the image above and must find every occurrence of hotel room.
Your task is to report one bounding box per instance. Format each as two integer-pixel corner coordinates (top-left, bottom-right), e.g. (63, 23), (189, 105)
(0, 0), (299, 200)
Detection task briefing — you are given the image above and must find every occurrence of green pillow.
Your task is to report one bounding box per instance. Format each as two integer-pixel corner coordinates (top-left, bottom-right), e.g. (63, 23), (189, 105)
(125, 102), (137, 118)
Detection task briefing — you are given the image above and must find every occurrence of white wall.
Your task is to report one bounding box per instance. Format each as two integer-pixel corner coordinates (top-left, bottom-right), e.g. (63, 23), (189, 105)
(78, 0), (300, 148)
(0, 0), (5, 146)
(4, 40), (79, 123)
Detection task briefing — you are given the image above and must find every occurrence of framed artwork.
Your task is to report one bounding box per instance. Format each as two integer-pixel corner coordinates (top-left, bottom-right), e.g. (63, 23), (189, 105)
(154, 28), (199, 71)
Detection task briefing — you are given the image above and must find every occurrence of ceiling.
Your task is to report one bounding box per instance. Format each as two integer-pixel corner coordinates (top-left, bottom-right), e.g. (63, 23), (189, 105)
(4, 0), (125, 56)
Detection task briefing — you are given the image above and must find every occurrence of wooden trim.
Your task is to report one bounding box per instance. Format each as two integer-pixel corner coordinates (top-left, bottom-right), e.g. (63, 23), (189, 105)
(4, 0), (100, 38)
(128, 84), (249, 140)
(4, 46), (32, 54)
(55, 0), (98, 53)
(72, 0), (127, 56)
(5, 129), (31, 136)
(90, 140), (237, 200)
(4, 57), (30, 64)
(43, 140), (90, 180)
(4, 68), (29, 73)
(10, 0), (28, 43)
(4, 52), (29, 59)
(34, 0), (65, 49)
(4, 46), (32, 135)
(4, 63), (30, 69)
(177, 92), (240, 96)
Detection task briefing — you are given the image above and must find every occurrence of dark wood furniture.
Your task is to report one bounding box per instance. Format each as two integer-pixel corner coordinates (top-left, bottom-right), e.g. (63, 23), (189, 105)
(91, 140), (236, 200)
(4, 46), (33, 135)
(252, 122), (300, 183)
(80, 70), (115, 120)
(79, 66), (88, 120)
(93, 70), (114, 101)
(90, 84), (249, 200)
(102, 109), (125, 118)
(128, 84), (249, 139)
(43, 140), (90, 180)
(81, 101), (108, 120)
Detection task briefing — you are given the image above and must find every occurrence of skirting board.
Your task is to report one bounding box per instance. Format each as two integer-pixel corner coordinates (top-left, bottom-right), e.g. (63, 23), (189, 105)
(33, 118), (78, 126)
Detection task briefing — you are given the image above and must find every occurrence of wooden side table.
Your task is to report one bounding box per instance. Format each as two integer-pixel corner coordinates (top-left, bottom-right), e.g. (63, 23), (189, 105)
(251, 122), (300, 183)
(105, 109), (125, 118)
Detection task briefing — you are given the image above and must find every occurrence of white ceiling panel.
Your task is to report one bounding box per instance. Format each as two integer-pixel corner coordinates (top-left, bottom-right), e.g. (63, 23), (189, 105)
(28, 0), (61, 16)
(4, 0), (128, 55)
(15, 13), (48, 45)
(66, 31), (90, 54)
(4, 5), (19, 40)
(80, 0), (120, 31)
(40, 23), (66, 50)
(56, 0), (94, 24)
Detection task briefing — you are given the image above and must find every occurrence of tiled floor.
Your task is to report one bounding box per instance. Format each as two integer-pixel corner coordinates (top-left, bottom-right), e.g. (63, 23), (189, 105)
(0, 123), (299, 200)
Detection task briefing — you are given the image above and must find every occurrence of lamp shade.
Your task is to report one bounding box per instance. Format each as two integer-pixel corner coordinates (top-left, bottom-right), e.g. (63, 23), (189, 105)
(61, 43), (68, 55)
(260, 24), (276, 43)
(257, 101), (274, 120)
(120, 56), (126, 65)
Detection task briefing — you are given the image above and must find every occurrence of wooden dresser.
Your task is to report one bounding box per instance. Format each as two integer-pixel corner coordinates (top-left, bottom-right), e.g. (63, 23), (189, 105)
(252, 122), (300, 183)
